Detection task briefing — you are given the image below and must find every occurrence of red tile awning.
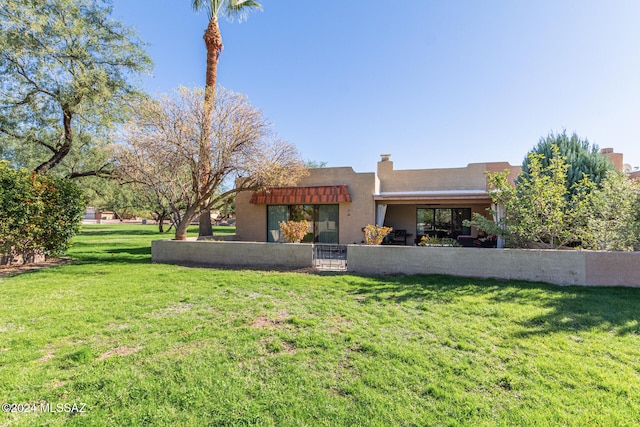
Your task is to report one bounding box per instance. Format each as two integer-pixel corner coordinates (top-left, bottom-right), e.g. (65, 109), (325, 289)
(250, 185), (352, 204)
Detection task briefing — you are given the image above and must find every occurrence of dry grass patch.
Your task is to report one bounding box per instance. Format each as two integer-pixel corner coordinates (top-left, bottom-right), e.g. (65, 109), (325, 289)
(159, 340), (216, 359)
(105, 323), (130, 330)
(250, 309), (290, 329)
(150, 302), (195, 318)
(38, 353), (55, 363)
(97, 346), (143, 361)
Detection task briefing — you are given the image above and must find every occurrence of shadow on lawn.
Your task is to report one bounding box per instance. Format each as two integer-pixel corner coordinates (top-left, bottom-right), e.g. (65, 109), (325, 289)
(352, 274), (640, 336)
(70, 245), (152, 264)
(78, 229), (168, 237)
(511, 285), (640, 337)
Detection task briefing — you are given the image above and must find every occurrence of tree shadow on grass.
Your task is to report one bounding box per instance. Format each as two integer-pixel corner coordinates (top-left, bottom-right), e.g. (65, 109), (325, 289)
(350, 274), (640, 336)
(508, 285), (640, 337)
(70, 246), (152, 264)
(78, 229), (168, 237)
(349, 274), (508, 303)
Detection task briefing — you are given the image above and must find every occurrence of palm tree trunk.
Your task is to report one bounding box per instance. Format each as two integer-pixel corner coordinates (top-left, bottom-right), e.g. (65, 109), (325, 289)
(198, 16), (224, 237)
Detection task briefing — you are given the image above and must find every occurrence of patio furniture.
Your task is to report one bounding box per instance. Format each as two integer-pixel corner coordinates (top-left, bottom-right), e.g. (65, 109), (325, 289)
(456, 235), (475, 247)
(387, 229), (412, 245)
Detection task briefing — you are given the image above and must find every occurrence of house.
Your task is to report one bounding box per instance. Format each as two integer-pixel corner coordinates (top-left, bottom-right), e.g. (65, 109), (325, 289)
(235, 155), (521, 245)
(82, 207), (119, 223)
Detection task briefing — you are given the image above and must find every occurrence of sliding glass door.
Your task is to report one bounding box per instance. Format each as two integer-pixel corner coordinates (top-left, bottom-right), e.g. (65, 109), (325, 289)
(267, 204), (339, 243)
(416, 208), (471, 239)
(267, 205), (288, 242)
(317, 204), (339, 243)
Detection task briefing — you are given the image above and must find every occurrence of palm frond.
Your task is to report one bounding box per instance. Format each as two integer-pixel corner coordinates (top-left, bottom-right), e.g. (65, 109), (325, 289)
(224, 0), (262, 22)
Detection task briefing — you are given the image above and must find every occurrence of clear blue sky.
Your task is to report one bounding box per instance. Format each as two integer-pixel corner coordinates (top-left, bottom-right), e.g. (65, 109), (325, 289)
(111, 0), (640, 173)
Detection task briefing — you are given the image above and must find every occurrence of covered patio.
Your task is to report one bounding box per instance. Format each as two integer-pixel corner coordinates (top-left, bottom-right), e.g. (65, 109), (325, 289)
(374, 190), (494, 245)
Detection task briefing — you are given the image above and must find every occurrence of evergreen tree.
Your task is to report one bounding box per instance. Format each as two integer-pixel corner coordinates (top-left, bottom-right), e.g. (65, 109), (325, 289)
(522, 131), (614, 194)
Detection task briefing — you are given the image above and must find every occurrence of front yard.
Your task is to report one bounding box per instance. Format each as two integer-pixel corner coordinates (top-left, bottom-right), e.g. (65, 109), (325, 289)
(1, 225), (639, 426)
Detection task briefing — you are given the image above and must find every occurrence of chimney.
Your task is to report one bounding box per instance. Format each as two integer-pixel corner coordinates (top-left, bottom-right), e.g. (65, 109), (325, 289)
(600, 148), (623, 171)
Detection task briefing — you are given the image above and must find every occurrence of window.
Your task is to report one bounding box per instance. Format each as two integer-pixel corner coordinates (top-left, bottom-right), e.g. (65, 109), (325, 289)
(416, 208), (471, 239)
(267, 205), (288, 242)
(267, 204), (339, 243)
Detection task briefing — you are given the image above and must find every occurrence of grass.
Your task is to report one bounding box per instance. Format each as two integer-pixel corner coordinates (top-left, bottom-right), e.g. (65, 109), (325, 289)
(1, 224), (639, 426)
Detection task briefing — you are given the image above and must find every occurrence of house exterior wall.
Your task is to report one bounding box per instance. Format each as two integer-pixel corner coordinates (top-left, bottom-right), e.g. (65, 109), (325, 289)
(235, 157), (522, 245)
(600, 148), (624, 171)
(298, 168), (376, 244)
(234, 167), (376, 244)
(384, 205), (416, 236)
(373, 158), (521, 242)
(235, 190), (266, 242)
(377, 159), (521, 193)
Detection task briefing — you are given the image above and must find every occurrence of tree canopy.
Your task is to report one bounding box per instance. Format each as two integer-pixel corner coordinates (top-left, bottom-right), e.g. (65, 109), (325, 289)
(470, 145), (640, 250)
(522, 130), (615, 193)
(0, 0), (152, 178)
(115, 86), (307, 240)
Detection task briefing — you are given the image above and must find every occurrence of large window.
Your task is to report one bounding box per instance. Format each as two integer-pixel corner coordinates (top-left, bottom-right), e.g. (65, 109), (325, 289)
(267, 205), (339, 243)
(417, 208), (471, 239)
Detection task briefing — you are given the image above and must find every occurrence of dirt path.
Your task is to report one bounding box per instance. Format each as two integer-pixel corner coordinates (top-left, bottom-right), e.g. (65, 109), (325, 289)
(0, 258), (73, 278)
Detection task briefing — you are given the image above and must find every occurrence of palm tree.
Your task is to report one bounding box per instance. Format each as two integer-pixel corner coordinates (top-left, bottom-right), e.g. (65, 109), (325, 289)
(190, 0), (261, 237)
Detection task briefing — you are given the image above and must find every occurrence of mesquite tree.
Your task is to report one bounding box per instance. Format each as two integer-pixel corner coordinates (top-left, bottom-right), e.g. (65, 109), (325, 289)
(0, 0), (151, 178)
(116, 86), (307, 240)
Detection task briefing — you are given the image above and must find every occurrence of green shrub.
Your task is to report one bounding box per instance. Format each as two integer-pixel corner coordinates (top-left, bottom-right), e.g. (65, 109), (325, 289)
(418, 236), (461, 247)
(0, 162), (85, 263)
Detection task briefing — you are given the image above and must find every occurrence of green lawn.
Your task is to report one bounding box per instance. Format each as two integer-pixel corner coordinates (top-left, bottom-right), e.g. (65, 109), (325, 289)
(1, 224), (639, 426)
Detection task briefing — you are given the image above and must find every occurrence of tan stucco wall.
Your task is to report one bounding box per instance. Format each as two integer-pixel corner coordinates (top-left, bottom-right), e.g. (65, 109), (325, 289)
(347, 245), (640, 287)
(152, 240), (640, 287)
(600, 149), (624, 171)
(234, 167), (376, 244)
(377, 160), (521, 193)
(346, 246), (586, 285)
(152, 239), (313, 269)
(485, 162), (522, 188)
(234, 190), (267, 242)
(383, 205), (415, 231)
(584, 251), (640, 286)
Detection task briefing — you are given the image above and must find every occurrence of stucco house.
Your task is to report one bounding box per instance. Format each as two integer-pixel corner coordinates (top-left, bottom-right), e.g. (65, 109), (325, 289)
(235, 155), (521, 245)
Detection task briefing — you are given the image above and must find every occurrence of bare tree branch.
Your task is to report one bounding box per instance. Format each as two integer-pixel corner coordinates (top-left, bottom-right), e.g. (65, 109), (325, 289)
(115, 86), (307, 240)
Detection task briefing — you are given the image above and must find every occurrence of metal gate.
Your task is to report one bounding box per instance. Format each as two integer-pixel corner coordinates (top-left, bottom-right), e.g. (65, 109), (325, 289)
(313, 244), (347, 271)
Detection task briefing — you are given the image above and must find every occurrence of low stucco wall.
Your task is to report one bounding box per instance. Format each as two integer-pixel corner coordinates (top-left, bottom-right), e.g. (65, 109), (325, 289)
(151, 240), (640, 287)
(584, 251), (640, 286)
(346, 245), (640, 287)
(152, 239), (313, 270)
